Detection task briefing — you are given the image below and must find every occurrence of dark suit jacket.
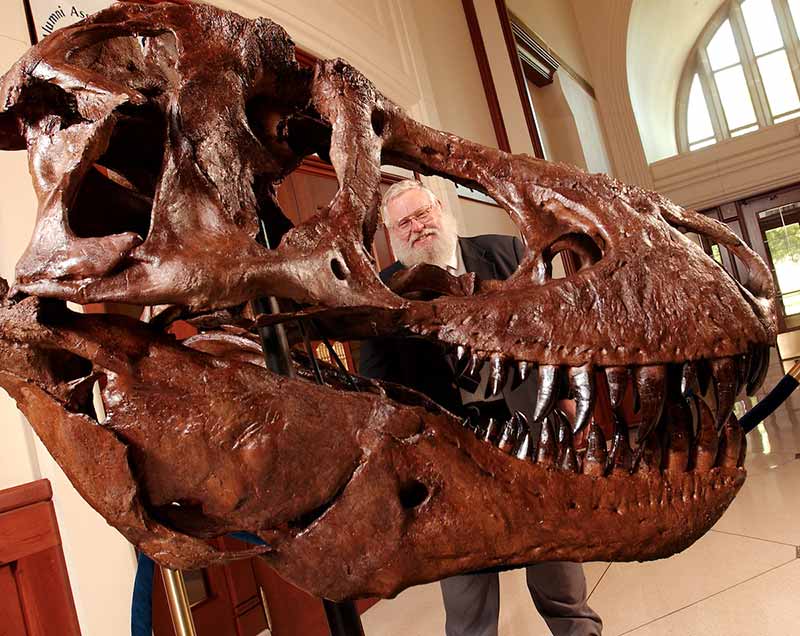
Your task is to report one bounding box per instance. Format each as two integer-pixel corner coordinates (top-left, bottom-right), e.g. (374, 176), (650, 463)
(358, 234), (525, 414)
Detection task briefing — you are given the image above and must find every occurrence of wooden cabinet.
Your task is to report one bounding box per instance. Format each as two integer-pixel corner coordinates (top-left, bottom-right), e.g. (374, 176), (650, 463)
(0, 479), (80, 636)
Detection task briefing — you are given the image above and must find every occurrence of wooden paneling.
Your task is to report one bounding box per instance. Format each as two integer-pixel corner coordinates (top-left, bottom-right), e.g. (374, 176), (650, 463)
(15, 547), (81, 635)
(0, 502), (60, 564)
(0, 565), (27, 635)
(0, 480), (51, 514)
(0, 479), (80, 636)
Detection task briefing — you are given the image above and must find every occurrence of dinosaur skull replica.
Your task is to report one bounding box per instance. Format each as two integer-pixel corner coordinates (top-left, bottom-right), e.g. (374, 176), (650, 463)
(0, 2), (777, 600)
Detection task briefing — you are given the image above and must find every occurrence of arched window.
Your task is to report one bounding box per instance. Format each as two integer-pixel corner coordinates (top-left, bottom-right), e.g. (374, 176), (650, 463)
(676, 0), (800, 152)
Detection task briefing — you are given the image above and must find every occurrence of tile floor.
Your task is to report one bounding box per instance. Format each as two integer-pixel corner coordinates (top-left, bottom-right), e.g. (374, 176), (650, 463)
(362, 354), (800, 635)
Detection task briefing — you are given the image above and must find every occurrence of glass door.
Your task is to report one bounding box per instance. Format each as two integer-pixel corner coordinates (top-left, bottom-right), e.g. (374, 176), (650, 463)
(758, 202), (800, 330)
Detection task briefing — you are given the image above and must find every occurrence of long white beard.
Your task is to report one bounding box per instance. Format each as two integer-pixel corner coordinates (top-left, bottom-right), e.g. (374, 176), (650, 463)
(391, 212), (459, 268)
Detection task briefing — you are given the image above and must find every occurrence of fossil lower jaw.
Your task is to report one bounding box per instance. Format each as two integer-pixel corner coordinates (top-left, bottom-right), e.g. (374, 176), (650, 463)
(0, 296), (755, 601)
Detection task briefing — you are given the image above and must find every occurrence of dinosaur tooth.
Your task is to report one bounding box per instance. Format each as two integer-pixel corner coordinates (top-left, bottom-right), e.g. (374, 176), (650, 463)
(483, 417), (498, 443)
(535, 414), (557, 466)
(710, 357), (737, 428)
(568, 364), (595, 435)
(745, 345), (761, 390)
(609, 412), (633, 475)
(532, 365), (560, 421)
(696, 359), (712, 396)
(513, 429), (532, 460)
(511, 359), (532, 390)
(466, 351), (485, 377)
(634, 365), (667, 444)
(735, 353), (748, 396)
(454, 344), (470, 375)
(497, 417), (517, 452)
(555, 410), (573, 466)
(604, 366), (629, 410)
(680, 361), (699, 398)
(717, 415), (744, 468)
(664, 400), (692, 474)
(485, 353), (507, 398)
(458, 351), (484, 393)
(746, 345), (770, 396)
(691, 396), (719, 472)
(560, 445), (579, 473)
(582, 423), (607, 477)
(636, 427), (663, 475)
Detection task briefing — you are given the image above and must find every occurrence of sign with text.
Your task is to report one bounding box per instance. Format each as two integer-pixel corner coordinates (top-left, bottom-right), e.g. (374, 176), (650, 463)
(26, 1), (114, 42)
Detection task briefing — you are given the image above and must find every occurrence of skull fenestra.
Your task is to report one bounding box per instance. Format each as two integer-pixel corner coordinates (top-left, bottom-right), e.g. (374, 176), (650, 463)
(0, 2), (777, 600)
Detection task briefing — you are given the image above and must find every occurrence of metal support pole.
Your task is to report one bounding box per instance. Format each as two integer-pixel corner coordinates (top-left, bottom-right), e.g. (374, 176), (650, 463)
(161, 567), (197, 636)
(323, 599), (366, 636)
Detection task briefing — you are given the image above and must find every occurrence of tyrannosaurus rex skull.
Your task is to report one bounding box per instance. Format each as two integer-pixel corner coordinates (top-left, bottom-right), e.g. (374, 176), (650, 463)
(0, 2), (777, 600)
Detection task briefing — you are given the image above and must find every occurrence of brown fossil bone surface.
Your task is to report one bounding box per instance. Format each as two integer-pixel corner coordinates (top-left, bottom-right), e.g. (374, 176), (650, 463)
(0, 2), (777, 601)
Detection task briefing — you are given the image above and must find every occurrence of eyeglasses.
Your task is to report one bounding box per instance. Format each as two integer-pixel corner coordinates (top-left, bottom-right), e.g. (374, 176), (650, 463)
(394, 204), (438, 233)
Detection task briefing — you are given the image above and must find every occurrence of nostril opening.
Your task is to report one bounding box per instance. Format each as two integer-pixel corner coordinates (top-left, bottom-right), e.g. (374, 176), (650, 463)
(371, 108), (387, 137)
(398, 480), (429, 509)
(331, 258), (348, 280)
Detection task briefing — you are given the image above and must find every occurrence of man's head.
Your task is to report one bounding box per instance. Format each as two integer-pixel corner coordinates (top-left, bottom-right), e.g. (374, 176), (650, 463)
(381, 180), (458, 268)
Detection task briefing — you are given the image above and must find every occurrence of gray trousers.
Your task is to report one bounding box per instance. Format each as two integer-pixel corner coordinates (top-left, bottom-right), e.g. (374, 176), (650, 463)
(439, 562), (602, 636)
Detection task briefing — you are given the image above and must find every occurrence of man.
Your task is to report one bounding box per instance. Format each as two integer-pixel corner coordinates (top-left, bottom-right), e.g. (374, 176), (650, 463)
(359, 180), (602, 636)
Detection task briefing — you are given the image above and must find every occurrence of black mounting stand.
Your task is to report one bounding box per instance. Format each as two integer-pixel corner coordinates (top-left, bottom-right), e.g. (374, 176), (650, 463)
(253, 220), (365, 636)
(740, 360), (800, 434)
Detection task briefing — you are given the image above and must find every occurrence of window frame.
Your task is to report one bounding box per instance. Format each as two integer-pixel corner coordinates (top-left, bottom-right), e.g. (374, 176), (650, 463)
(676, 0), (800, 153)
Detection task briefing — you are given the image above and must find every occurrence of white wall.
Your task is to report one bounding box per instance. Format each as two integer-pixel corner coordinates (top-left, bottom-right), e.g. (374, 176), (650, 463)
(507, 0), (593, 84)
(409, 0), (498, 148)
(528, 76), (586, 166)
(559, 73), (613, 175)
(528, 73), (613, 177)
(626, 0), (724, 163)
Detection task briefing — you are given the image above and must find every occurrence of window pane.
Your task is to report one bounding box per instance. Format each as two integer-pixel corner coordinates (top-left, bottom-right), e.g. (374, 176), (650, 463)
(763, 223), (800, 317)
(775, 110), (800, 123)
(714, 64), (757, 129)
(741, 0), (784, 55)
(707, 19), (740, 70)
(731, 123), (759, 136)
(757, 49), (800, 115)
(687, 74), (715, 142)
(790, 0), (800, 36)
(690, 138), (717, 151)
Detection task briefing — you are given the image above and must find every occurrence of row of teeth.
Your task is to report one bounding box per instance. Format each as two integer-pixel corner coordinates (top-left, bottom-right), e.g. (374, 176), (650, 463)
(453, 344), (771, 441)
(462, 398), (747, 477)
